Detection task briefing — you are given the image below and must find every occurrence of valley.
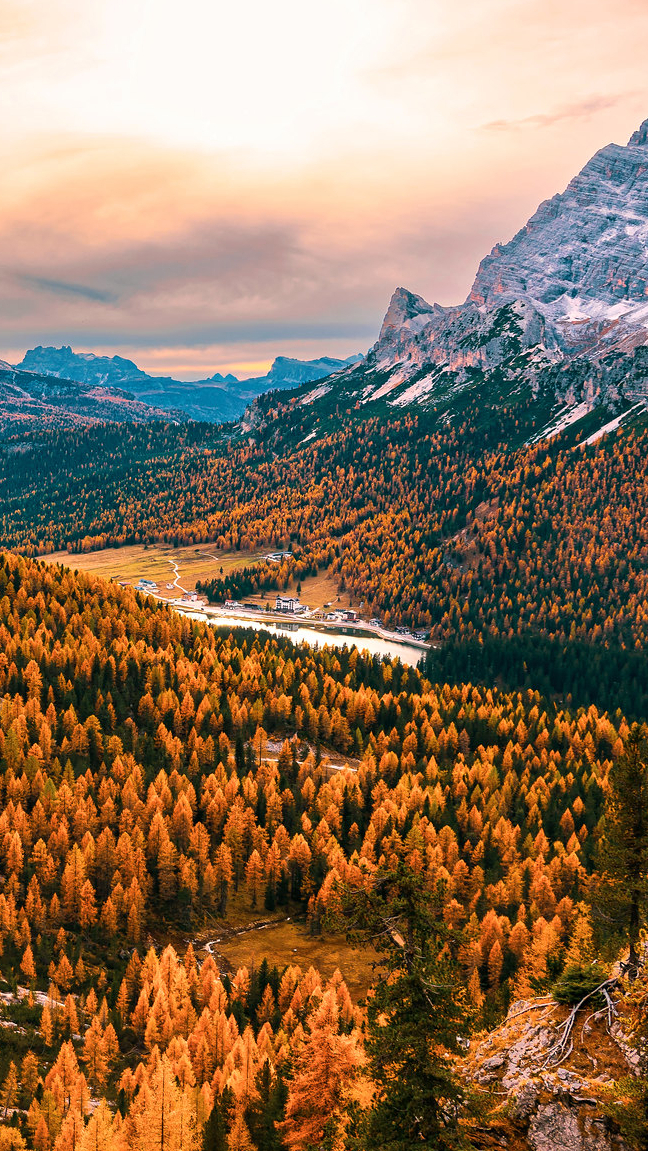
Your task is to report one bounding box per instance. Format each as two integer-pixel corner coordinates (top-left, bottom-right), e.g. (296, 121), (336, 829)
(0, 549), (644, 1150)
(47, 544), (341, 614)
(47, 542), (263, 601)
(44, 543), (429, 664)
(3, 113), (648, 1151)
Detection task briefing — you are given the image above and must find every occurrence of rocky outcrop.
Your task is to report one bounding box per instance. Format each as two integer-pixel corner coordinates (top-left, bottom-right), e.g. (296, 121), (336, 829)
(527, 1103), (626, 1151)
(466, 997), (639, 1151)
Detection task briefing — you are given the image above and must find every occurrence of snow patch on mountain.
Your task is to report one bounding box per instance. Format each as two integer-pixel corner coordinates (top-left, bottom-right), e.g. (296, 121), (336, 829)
(317, 117), (648, 439)
(528, 401), (591, 444)
(583, 402), (646, 445)
(300, 382), (333, 405)
(389, 371), (442, 407)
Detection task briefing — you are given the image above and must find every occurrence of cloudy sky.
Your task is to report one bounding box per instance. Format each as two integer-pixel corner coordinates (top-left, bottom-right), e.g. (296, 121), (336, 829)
(2, 0), (648, 378)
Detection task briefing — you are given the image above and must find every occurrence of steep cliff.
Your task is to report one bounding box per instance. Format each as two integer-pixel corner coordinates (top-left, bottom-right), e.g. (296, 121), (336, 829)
(293, 119), (648, 443)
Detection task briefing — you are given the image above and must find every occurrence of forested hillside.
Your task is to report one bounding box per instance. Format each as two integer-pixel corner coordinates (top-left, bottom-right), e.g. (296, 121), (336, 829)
(3, 396), (648, 714)
(0, 552), (641, 1148)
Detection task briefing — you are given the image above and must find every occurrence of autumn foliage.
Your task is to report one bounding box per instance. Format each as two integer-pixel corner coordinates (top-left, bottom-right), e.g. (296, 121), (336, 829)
(3, 404), (648, 703)
(0, 550), (638, 1148)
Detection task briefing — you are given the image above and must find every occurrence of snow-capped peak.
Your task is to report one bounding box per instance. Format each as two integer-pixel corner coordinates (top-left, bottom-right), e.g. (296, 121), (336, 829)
(324, 118), (648, 431)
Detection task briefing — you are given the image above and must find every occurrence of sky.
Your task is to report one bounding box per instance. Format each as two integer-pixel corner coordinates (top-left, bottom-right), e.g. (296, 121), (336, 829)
(2, 0), (648, 379)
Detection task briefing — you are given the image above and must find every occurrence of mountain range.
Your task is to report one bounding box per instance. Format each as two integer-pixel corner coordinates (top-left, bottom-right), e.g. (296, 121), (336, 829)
(13, 346), (361, 424)
(284, 117), (648, 445)
(7, 119), (648, 445)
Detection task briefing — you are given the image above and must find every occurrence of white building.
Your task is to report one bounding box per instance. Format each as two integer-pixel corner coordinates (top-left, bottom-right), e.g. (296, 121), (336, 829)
(276, 595), (303, 613)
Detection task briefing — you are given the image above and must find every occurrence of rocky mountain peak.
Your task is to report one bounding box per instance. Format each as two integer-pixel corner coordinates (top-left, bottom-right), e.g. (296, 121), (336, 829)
(295, 119), (648, 441)
(378, 286), (436, 341)
(324, 118), (648, 429)
(467, 121), (648, 319)
(19, 345), (146, 384)
(628, 118), (648, 147)
(207, 371), (240, 384)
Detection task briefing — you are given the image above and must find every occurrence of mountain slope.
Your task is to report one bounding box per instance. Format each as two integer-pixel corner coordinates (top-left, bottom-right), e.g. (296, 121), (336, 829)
(0, 364), (183, 435)
(294, 118), (648, 442)
(5, 389), (648, 720)
(17, 346), (361, 423)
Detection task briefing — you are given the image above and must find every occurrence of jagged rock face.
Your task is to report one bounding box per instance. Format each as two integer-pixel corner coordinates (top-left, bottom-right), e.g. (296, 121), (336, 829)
(469, 118), (648, 354)
(377, 287), (437, 342)
(336, 118), (648, 427)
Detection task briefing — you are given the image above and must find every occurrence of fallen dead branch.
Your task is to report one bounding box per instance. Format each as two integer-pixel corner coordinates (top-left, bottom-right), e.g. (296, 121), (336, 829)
(543, 978), (620, 1068)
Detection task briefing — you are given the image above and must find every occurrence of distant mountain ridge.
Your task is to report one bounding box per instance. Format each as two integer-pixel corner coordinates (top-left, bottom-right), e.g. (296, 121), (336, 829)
(289, 117), (648, 444)
(17, 346), (362, 423)
(0, 363), (181, 436)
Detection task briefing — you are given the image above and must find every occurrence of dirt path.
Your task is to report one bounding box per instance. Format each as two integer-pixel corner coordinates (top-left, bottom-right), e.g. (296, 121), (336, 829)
(167, 558), (189, 595)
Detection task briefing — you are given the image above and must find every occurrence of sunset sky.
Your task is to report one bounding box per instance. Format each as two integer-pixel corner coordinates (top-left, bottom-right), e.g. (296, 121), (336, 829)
(2, 0), (648, 379)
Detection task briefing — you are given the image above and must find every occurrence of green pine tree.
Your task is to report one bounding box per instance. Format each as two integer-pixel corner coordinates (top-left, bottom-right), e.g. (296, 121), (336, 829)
(245, 1059), (287, 1151)
(596, 724), (648, 968)
(336, 861), (471, 1151)
(202, 1087), (233, 1151)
